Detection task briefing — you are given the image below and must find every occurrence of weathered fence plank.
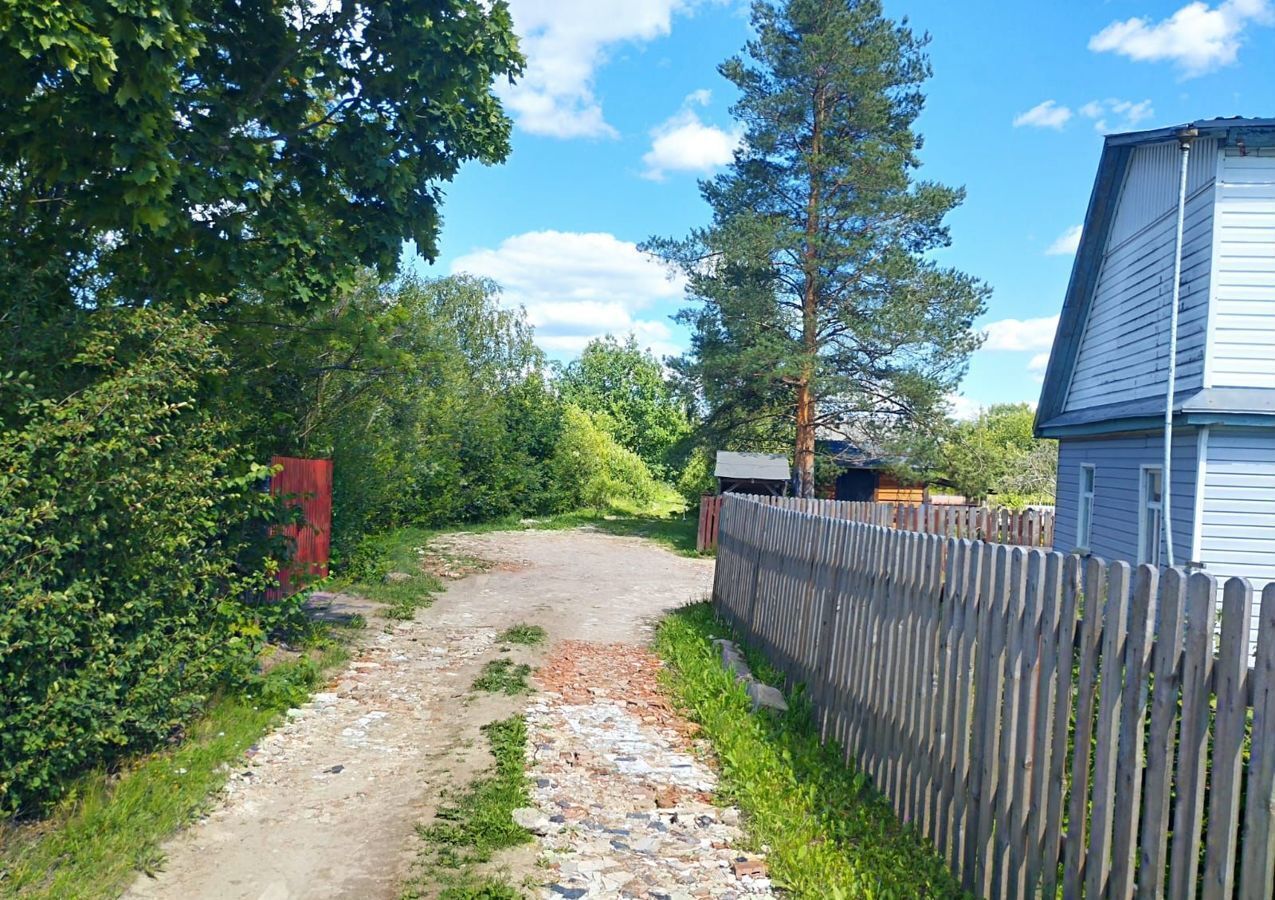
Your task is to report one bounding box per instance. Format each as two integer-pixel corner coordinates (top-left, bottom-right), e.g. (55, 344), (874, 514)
(1239, 583), (1275, 899)
(1063, 557), (1106, 898)
(1138, 567), (1188, 900)
(696, 494), (1055, 552)
(1084, 560), (1130, 898)
(1168, 573), (1218, 898)
(709, 493), (1274, 900)
(1109, 564), (1158, 898)
(1204, 577), (1253, 897)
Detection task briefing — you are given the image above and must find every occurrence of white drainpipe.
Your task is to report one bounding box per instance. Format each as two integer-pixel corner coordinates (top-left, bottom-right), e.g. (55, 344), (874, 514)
(1163, 127), (1197, 567)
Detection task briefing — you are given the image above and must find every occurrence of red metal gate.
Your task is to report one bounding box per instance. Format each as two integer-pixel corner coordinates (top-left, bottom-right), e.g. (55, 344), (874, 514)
(269, 456), (332, 598)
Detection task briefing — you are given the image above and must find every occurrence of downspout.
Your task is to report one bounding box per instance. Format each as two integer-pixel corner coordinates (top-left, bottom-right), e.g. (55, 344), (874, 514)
(1162, 127), (1197, 567)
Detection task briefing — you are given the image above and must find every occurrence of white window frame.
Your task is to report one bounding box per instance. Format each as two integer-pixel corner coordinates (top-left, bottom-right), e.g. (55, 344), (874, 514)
(1138, 465), (1164, 566)
(1077, 464), (1096, 552)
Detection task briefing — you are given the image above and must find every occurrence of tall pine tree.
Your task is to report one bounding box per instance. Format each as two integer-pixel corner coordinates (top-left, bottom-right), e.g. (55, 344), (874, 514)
(649, 0), (988, 497)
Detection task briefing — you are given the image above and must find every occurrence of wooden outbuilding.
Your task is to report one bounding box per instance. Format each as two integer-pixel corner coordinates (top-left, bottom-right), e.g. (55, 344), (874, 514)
(714, 451), (791, 496)
(819, 439), (925, 503)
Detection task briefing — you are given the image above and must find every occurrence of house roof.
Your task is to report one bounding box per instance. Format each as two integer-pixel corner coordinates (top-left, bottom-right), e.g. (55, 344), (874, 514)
(817, 439), (889, 469)
(714, 451), (791, 482)
(1036, 388), (1275, 437)
(1035, 117), (1275, 436)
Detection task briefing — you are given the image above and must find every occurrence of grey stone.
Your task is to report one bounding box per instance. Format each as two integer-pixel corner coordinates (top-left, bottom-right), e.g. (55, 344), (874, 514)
(382, 571), (413, 584)
(726, 657), (752, 680)
(512, 807), (551, 835)
(746, 682), (789, 714)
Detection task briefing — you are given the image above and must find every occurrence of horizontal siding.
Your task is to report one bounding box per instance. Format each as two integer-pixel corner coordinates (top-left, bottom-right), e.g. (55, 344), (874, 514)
(1199, 426), (1275, 648)
(1064, 182), (1214, 410)
(1208, 153), (1275, 388)
(1054, 431), (1197, 566)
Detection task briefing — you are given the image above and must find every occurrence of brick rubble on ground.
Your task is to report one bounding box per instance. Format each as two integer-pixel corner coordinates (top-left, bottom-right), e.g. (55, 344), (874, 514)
(524, 641), (773, 900)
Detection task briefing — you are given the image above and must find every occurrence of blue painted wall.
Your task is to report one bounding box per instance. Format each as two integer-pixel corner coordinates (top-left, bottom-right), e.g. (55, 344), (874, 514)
(1199, 426), (1275, 646)
(1055, 429), (1198, 565)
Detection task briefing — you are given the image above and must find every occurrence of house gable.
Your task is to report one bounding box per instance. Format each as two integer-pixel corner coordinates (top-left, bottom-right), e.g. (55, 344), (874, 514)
(1036, 118), (1275, 436)
(1062, 140), (1216, 413)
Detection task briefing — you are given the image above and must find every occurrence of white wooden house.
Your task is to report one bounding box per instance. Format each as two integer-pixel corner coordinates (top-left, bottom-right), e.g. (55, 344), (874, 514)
(1036, 117), (1275, 642)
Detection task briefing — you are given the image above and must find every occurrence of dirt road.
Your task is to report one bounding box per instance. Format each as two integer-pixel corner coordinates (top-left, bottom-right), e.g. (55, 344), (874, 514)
(125, 529), (714, 900)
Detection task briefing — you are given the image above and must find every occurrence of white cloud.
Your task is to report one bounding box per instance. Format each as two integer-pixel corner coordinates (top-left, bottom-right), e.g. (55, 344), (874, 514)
(1013, 100), (1072, 130)
(500, 0), (704, 138)
(1046, 225), (1083, 256)
(450, 230), (686, 357)
(980, 315), (1061, 352)
(1078, 98), (1156, 133)
(1089, 0), (1274, 77)
(1028, 352), (1052, 384)
(945, 393), (984, 421)
(641, 91), (741, 180)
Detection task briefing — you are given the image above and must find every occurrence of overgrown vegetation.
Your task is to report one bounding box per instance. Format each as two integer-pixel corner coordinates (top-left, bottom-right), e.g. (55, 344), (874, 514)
(655, 603), (963, 899)
(937, 403), (1057, 506)
(0, 0), (523, 818)
(472, 661), (534, 696)
(0, 637), (354, 899)
(0, 309), (295, 817)
(402, 717), (532, 899)
(340, 527), (445, 620)
(556, 335), (695, 480)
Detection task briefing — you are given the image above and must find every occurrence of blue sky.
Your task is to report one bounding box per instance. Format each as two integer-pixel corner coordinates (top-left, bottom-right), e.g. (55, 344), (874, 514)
(419, 0), (1275, 416)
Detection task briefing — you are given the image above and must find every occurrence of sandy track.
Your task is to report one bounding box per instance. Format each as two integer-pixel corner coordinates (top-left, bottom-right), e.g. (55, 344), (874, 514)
(124, 529), (712, 900)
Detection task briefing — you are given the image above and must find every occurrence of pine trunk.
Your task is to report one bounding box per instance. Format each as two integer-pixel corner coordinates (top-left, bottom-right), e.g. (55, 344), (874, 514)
(794, 78), (826, 500)
(795, 381), (816, 497)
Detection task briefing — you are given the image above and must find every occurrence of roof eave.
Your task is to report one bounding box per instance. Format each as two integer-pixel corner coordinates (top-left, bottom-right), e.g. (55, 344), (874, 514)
(1033, 142), (1133, 432)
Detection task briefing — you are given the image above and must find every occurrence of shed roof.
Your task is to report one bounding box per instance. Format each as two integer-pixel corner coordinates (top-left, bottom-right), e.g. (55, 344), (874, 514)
(1035, 116), (1275, 435)
(714, 451), (791, 482)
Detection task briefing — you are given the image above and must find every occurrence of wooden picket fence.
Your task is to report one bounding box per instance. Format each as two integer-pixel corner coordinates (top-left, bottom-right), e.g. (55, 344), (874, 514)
(696, 493), (1055, 552)
(712, 493), (1275, 899)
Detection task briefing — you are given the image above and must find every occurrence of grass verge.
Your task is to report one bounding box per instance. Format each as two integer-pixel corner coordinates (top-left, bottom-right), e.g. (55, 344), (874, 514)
(654, 602), (964, 899)
(0, 639), (354, 900)
(472, 660), (533, 696)
(402, 716), (532, 899)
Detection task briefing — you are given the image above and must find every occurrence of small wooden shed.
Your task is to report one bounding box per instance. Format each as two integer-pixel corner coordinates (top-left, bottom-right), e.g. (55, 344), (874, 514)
(819, 439), (925, 503)
(714, 451), (791, 497)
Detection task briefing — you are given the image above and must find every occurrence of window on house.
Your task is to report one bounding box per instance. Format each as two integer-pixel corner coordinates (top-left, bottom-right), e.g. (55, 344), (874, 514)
(1078, 465), (1095, 551)
(1139, 466), (1164, 566)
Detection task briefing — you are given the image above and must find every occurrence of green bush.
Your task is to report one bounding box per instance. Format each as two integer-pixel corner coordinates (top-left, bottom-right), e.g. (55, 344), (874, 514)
(675, 446), (716, 503)
(0, 309), (281, 817)
(293, 275), (565, 559)
(548, 405), (658, 512)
